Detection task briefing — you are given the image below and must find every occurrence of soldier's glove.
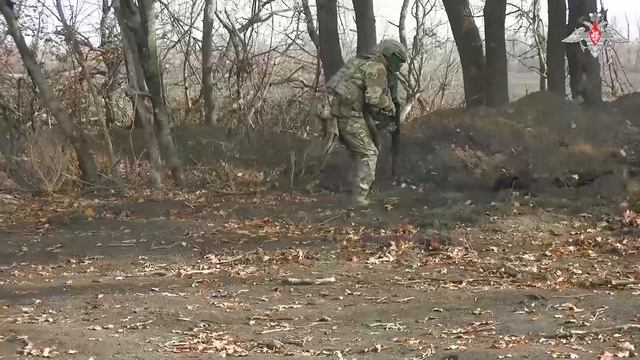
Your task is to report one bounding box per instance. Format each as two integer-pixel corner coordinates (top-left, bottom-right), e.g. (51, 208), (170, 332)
(392, 98), (402, 116)
(382, 119), (397, 133)
(380, 105), (396, 117)
(373, 112), (397, 133)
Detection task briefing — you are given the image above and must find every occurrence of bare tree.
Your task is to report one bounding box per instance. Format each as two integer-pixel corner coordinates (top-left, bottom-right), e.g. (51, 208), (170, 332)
(178, 1), (201, 116)
(99, 0), (121, 128)
(398, 0), (457, 117)
(117, 0), (185, 186)
(114, 0), (164, 187)
(301, 0), (321, 89)
(54, 0), (121, 179)
(443, 0), (486, 108)
(399, 0), (410, 47)
(396, 0), (465, 117)
(0, 0), (100, 185)
(352, 0), (376, 56)
(506, 1), (548, 91)
(317, 0), (343, 81)
(398, 0), (424, 119)
(547, 0), (567, 94)
(301, 0), (319, 49)
(214, 0), (296, 128)
(484, 0), (509, 107)
(532, 0), (546, 91)
(202, 0), (218, 126)
(567, 0), (602, 104)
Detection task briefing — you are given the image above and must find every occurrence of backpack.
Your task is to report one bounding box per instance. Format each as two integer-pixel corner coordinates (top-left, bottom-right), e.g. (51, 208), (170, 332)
(309, 92), (339, 164)
(324, 57), (368, 118)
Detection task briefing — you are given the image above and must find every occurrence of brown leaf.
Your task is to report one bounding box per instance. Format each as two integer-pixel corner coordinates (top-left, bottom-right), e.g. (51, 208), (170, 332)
(599, 352), (615, 360)
(83, 207), (96, 219)
(615, 342), (637, 358)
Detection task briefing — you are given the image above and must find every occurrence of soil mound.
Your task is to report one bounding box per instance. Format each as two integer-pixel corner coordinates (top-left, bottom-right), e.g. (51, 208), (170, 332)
(399, 91), (638, 197)
(612, 92), (640, 124)
(97, 91), (640, 201)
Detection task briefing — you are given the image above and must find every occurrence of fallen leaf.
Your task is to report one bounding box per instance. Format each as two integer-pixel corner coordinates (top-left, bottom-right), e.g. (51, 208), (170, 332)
(445, 344), (467, 350)
(599, 352), (615, 360)
(83, 207), (96, 219)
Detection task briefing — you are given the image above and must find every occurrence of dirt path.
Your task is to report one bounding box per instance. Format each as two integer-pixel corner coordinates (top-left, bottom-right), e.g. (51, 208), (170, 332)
(1, 186), (639, 359)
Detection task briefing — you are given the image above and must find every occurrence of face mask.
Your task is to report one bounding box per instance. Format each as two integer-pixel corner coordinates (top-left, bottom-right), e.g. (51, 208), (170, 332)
(386, 53), (405, 73)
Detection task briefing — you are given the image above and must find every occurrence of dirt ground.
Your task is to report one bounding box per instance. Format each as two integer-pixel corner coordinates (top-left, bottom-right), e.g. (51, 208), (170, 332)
(1, 93), (640, 359)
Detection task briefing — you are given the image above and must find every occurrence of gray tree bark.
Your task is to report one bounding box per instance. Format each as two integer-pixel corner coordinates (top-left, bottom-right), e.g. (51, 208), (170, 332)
(0, 0), (100, 185)
(443, 0), (486, 108)
(567, 0), (602, 104)
(202, 0), (218, 126)
(532, 0), (546, 91)
(484, 0), (509, 107)
(139, 0), (184, 185)
(119, 0), (185, 186)
(399, 0), (410, 48)
(301, 0), (319, 49)
(99, 0), (119, 127)
(317, 0), (344, 81)
(352, 0), (377, 56)
(114, 0), (163, 188)
(547, 0), (567, 94)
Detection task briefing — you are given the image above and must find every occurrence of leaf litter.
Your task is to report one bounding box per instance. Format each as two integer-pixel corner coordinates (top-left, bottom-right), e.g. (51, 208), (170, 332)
(2, 187), (640, 358)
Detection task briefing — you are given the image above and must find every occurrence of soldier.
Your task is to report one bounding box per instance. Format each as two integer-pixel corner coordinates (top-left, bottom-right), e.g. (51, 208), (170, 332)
(320, 39), (407, 208)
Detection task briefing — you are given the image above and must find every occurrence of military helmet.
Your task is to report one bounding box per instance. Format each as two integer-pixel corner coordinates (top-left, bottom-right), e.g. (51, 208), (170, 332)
(375, 39), (407, 63)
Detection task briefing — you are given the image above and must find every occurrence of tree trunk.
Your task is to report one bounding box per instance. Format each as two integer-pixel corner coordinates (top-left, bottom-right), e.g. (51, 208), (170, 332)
(317, 0), (344, 81)
(538, 53), (547, 91)
(301, 0), (319, 49)
(123, 51), (147, 130)
(202, 0), (218, 126)
(114, 0), (163, 188)
(483, 0), (509, 107)
(0, 0), (100, 186)
(352, 0), (376, 56)
(139, 0), (185, 186)
(55, 0), (121, 179)
(301, 0), (320, 89)
(567, 0), (602, 104)
(100, 0), (119, 127)
(119, 0), (185, 186)
(533, 0), (547, 91)
(443, 0), (486, 108)
(399, 0), (410, 47)
(566, 0), (581, 98)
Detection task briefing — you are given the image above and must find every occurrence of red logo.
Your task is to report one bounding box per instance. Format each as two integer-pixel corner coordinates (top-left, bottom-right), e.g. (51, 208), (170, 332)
(589, 20), (602, 45)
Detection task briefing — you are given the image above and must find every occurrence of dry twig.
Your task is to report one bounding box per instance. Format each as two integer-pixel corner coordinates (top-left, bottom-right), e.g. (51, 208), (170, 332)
(282, 277), (336, 285)
(543, 324), (640, 339)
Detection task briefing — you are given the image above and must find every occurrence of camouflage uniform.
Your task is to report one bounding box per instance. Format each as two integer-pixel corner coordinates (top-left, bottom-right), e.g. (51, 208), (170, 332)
(321, 40), (406, 207)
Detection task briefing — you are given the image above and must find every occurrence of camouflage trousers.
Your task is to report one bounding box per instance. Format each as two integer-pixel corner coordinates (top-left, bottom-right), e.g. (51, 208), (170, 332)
(337, 116), (379, 204)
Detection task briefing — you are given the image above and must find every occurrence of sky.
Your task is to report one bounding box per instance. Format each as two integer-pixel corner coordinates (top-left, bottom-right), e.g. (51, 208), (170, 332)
(11, 0), (640, 56)
(371, 0), (640, 41)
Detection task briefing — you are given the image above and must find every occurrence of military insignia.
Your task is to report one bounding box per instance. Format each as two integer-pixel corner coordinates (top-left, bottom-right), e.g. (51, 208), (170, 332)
(562, 11), (628, 58)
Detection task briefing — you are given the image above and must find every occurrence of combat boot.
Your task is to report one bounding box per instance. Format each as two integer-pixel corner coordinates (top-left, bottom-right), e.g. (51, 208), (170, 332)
(350, 191), (370, 208)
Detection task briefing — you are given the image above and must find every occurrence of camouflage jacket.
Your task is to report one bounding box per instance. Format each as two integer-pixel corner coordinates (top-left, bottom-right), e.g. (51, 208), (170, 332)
(324, 54), (395, 118)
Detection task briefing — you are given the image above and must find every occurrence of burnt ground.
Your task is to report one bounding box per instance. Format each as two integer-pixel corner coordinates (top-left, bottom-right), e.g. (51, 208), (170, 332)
(1, 93), (640, 359)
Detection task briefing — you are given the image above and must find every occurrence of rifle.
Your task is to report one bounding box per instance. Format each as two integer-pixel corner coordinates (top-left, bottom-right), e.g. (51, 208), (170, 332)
(361, 72), (401, 179)
(363, 102), (400, 179)
(388, 73), (401, 179)
(390, 99), (400, 179)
